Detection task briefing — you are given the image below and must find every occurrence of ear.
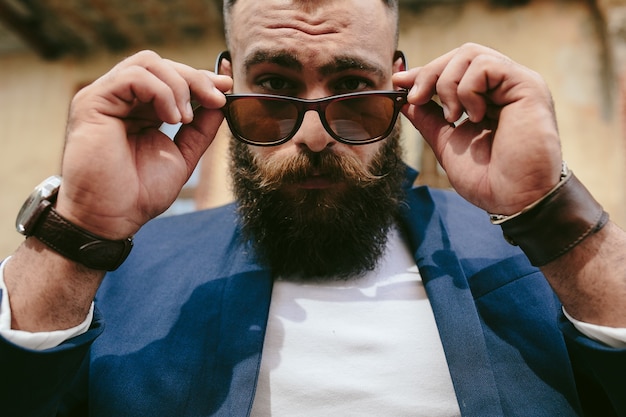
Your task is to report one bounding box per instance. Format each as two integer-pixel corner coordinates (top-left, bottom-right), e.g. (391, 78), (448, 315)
(214, 50), (233, 76)
(393, 50), (407, 73)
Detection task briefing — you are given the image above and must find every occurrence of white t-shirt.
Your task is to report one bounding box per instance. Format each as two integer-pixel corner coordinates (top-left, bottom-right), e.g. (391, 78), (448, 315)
(250, 228), (461, 416)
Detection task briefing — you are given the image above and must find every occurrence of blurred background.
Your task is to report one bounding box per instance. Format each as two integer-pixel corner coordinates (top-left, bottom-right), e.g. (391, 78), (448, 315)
(1, 0), (625, 257)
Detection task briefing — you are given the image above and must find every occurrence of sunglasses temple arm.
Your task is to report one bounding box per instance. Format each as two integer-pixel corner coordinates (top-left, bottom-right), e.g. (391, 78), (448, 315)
(215, 50), (232, 75)
(394, 50), (408, 72)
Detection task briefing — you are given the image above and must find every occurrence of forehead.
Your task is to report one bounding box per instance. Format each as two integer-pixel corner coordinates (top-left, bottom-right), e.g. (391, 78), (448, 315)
(227, 0), (396, 73)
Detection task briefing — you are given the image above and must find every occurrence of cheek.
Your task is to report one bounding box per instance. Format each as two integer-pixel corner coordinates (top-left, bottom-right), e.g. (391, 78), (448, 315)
(354, 143), (384, 167)
(247, 145), (281, 161)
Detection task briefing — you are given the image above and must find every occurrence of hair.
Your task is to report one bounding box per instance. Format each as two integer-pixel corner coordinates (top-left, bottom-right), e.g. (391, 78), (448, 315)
(222, 0), (399, 48)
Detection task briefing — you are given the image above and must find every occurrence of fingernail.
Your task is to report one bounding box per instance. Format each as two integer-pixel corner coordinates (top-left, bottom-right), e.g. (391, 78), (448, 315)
(186, 101), (194, 119)
(442, 103), (450, 121)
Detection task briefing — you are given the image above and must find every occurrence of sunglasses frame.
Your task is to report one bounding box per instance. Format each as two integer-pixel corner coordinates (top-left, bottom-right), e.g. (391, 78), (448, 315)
(214, 50), (409, 147)
(221, 91), (408, 147)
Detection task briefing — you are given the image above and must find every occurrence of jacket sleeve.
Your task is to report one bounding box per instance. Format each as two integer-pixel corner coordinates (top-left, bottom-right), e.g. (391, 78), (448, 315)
(560, 314), (626, 416)
(0, 309), (104, 417)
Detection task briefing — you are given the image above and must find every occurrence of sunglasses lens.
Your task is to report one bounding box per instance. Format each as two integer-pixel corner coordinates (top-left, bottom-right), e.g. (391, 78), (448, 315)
(227, 98), (298, 144)
(225, 93), (402, 145)
(326, 95), (396, 142)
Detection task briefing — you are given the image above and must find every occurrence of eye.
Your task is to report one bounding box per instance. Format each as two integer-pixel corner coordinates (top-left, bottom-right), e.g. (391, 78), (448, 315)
(257, 76), (296, 93)
(334, 78), (373, 93)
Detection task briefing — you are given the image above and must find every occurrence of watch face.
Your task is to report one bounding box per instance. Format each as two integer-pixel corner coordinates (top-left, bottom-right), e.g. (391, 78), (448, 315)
(16, 175), (62, 235)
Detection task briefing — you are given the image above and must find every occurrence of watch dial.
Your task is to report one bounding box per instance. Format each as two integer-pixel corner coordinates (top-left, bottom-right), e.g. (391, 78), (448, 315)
(16, 176), (62, 235)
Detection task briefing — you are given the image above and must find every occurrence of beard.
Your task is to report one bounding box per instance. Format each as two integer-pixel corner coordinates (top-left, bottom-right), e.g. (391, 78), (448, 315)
(229, 125), (406, 280)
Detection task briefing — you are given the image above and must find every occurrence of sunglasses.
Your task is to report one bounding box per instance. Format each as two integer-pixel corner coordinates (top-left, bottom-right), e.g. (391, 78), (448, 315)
(215, 51), (408, 147)
(222, 91), (407, 146)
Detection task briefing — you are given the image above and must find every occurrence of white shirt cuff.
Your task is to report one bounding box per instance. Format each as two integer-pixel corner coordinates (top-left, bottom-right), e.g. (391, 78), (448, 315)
(0, 257), (94, 351)
(563, 308), (626, 348)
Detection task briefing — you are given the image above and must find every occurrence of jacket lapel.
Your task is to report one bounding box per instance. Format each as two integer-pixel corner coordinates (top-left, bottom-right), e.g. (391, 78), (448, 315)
(399, 185), (505, 416)
(213, 264), (273, 416)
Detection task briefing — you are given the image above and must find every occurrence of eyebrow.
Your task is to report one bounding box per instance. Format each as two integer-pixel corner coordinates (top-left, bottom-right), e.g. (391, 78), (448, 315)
(243, 49), (385, 79)
(244, 50), (303, 72)
(319, 56), (385, 79)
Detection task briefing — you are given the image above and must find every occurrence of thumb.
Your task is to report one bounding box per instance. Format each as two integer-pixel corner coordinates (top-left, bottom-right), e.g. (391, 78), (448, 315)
(402, 100), (454, 161)
(174, 108), (225, 177)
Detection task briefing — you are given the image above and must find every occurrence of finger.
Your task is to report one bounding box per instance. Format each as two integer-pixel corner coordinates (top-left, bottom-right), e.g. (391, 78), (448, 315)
(115, 51), (193, 122)
(84, 65), (182, 125)
(401, 48), (460, 107)
(188, 69), (233, 101)
(401, 100), (454, 160)
(113, 51), (225, 124)
(93, 51), (233, 127)
(173, 108), (225, 177)
(416, 44), (503, 123)
(391, 68), (416, 89)
(456, 54), (517, 123)
(393, 66), (441, 107)
(164, 61), (233, 122)
(435, 56), (471, 123)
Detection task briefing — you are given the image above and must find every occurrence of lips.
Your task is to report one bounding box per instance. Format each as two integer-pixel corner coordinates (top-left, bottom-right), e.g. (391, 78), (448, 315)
(296, 175), (336, 190)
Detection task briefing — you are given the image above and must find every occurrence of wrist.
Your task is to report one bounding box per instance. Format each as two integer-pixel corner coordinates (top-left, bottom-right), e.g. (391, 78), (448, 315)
(5, 240), (103, 332)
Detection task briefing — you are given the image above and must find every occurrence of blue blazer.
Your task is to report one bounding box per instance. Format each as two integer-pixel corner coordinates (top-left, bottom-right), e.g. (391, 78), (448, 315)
(1, 169), (625, 416)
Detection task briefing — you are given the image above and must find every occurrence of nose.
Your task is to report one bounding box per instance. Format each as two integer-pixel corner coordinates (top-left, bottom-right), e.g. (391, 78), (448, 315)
(291, 110), (335, 153)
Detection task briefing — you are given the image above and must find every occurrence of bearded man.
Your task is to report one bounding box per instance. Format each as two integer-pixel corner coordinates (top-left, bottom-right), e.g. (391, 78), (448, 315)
(1, 0), (626, 416)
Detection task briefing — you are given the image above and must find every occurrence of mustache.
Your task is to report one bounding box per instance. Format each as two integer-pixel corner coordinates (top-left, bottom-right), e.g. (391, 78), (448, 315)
(249, 149), (387, 191)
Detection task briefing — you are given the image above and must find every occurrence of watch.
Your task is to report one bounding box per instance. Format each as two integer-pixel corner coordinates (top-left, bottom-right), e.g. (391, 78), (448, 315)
(16, 176), (133, 271)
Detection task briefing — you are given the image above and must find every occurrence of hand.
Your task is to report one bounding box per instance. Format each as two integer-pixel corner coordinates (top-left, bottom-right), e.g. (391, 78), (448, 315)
(56, 50), (233, 239)
(393, 43), (563, 215)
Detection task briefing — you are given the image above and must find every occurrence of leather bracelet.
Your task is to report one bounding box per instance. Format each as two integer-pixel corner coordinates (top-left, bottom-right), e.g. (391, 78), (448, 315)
(490, 170), (609, 266)
(31, 206), (133, 271)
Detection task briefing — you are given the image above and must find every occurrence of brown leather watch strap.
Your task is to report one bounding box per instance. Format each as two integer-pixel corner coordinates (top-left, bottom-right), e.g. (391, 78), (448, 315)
(31, 206), (133, 271)
(499, 172), (609, 267)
